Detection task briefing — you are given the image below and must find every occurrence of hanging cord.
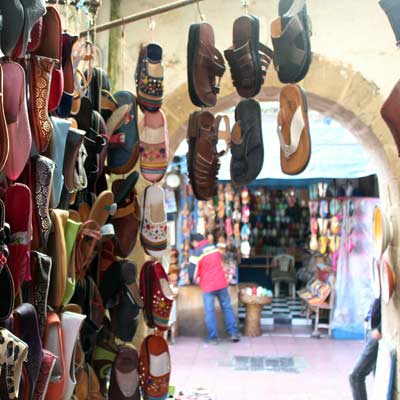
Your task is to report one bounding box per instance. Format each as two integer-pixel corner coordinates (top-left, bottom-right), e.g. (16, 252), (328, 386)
(121, 21), (126, 88)
(196, 0), (206, 21)
(241, 0), (249, 14)
(148, 17), (156, 43)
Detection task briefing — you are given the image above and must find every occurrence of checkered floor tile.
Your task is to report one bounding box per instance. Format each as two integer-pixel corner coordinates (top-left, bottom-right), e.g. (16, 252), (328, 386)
(238, 297), (312, 326)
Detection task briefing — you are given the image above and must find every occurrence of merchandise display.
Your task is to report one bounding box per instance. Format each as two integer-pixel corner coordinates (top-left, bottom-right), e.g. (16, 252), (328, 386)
(0, 0), (398, 398)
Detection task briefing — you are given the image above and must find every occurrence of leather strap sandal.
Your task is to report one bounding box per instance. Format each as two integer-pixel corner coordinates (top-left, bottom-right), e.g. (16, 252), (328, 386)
(187, 111), (230, 201)
(225, 15), (273, 98)
(187, 22), (226, 107)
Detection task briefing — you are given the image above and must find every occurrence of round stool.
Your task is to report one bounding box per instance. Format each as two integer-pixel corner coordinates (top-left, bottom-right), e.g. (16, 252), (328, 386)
(240, 294), (272, 337)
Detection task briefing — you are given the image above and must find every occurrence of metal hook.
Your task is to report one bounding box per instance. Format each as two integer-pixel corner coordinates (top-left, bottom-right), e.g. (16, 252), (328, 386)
(196, 0), (206, 21)
(241, 0), (249, 14)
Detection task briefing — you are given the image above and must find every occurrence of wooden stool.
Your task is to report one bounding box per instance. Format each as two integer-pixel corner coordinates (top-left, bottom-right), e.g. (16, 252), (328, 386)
(240, 294), (272, 336)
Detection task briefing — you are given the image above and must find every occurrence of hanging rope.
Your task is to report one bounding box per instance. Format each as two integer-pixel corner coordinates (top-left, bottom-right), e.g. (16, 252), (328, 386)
(196, 0), (206, 21)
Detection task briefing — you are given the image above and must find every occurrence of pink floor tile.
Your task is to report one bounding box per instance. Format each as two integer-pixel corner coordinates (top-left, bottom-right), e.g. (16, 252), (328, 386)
(169, 335), (371, 399)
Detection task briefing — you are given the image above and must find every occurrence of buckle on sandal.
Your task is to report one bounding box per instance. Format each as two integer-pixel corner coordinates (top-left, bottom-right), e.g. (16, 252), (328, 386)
(212, 76), (222, 94)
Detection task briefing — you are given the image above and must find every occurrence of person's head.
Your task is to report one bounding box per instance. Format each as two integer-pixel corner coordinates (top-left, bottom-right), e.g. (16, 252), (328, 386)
(190, 233), (204, 248)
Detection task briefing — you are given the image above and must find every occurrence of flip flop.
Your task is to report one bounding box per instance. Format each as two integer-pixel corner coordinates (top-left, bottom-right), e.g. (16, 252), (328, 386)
(225, 15), (273, 98)
(277, 84), (311, 175)
(187, 22), (226, 107)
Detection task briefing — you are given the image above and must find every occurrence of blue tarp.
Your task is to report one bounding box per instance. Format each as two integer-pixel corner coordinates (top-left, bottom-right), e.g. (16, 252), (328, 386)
(174, 102), (376, 181)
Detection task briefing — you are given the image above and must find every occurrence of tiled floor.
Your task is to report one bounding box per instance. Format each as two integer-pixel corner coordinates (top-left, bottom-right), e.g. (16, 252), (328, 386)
(169, 333), (373, 400)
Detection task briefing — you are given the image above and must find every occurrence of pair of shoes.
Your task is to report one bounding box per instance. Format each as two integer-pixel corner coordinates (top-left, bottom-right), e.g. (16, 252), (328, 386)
(231, 334), (241, 343)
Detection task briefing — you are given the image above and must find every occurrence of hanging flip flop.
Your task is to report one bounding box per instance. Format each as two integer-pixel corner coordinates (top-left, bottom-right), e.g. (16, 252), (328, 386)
(277, 84), (311, 175)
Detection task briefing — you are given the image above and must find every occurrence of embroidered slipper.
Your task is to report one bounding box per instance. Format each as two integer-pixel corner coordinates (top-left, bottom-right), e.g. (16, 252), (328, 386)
(32, 349), (57, 400)
(0, 327), (29, 399)
(381, 80), (400, 156)
(230, 99), (263, 186)
(30, 251), (52, 337)
(33, 6), (63, 113)
(139, 335), (171, 400)
(108, 91), (140, 175)
(139, 261), (173, 331)
(187, 22), (226, 107)
(2, 61), (32, 181)
(271, 0), (312, 83)
(277, 84), (311, 175)
(109, 345), (140, 400)
(140, 185), (168, 258)
(139, 110), (168, 183)
(135, 43), (164, 112)
(225, 15), (273, 98)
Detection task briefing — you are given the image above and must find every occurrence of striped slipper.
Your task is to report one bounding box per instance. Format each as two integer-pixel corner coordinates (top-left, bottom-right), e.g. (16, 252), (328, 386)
(139, 110), (168, 183)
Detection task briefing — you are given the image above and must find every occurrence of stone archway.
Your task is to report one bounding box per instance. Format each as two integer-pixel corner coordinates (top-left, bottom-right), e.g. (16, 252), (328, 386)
(162, 53), (400, 396)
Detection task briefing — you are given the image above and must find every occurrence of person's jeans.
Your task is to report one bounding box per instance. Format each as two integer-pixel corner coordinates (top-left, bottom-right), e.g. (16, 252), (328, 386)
(202, 287), (239, 339)
(349, 334), (379, 400)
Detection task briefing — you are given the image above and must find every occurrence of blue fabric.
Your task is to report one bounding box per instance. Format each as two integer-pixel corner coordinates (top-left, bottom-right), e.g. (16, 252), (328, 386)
(202, 287), (238, 339)
(56, 91), (73, 118)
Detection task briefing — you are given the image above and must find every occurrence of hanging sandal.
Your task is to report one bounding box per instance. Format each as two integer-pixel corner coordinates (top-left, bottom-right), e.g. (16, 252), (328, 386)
(230, 99), (263, 186)
(271, 0), (312, 83)
(277, 84), (311, 175)
(187, 111), (230, 200)
(187, 22), (226, 107)
(225, 15), (273, 98)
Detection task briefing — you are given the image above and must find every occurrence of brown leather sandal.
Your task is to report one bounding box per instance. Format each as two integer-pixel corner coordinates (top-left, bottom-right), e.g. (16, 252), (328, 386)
(187, 22), (226, 107)
(186, 111), (230, 200)
(225, 15), (273, 98)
